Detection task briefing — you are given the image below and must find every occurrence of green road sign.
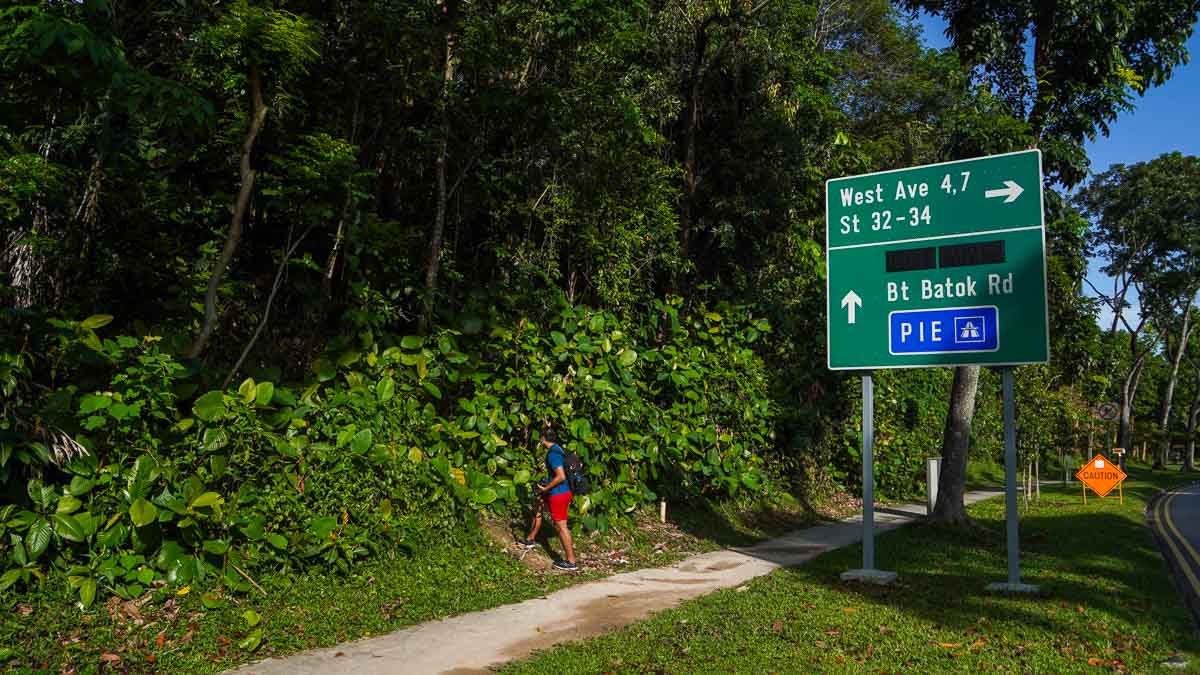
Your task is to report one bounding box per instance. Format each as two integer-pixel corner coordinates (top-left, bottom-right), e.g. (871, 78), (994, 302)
(826, 150), (1049, 370)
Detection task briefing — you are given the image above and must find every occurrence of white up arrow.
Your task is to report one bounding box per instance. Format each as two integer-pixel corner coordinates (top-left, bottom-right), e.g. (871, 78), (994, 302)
(841, 290), (862, 324)
(985, 180), (1024, 203)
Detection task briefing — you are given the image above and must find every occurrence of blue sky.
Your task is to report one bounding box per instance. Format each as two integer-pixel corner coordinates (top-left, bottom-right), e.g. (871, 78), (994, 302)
(914, 14), (1200, 329)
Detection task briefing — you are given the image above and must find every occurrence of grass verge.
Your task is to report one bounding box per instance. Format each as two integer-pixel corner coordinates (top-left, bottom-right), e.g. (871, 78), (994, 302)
(502, 468), (1200, 674)
(0, 487), (852, 673)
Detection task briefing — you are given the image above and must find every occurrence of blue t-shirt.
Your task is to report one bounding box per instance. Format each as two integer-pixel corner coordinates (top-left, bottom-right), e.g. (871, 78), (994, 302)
(544, 444), (571, 496)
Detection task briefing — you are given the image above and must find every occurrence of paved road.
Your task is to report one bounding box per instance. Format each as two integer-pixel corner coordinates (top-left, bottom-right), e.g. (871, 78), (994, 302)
(1150, 482), (1200, 622)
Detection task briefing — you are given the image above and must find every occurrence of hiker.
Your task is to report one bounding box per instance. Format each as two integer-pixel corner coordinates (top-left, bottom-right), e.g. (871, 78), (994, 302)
(518, 429), (578, 571)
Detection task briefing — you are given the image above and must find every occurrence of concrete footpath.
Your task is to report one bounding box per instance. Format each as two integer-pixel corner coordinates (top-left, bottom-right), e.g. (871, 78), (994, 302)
(231, 490), (1001, 675)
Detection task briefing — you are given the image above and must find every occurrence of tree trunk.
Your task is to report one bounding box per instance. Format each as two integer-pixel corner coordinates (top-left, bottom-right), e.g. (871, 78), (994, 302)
(930, 365), (979, 525)
(1119, 352), (1146, 455)
(321, 191), (354, 301)
(421, 0), (458, 334)
(681, 25), (705, 264)
(224, 224), (314, 389)
(1185, 394), (1198, 471)
(1157, 305), (1193, 466)
(190, 64), (268, 359)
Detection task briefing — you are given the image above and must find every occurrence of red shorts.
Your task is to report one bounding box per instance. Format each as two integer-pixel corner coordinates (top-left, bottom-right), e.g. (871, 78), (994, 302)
(542, 491), (573, 521)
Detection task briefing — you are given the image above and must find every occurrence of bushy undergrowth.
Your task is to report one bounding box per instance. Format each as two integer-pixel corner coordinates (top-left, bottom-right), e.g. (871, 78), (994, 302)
(0, 299), (773, 608)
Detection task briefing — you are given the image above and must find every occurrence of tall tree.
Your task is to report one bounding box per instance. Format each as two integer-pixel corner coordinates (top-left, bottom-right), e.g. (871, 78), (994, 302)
(1076, 153), (1200, 458)
(187, 2), (318, 359)
(904, 0), (1200, 523)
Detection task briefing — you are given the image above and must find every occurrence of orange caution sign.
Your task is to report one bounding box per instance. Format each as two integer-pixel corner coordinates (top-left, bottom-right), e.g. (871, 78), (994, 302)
(1076, 453), (1127, 500)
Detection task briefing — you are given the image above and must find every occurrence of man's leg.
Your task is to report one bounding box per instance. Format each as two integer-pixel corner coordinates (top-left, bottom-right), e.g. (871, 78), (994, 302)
(524, 503), (544, 542)
(552, 519), (576, 564)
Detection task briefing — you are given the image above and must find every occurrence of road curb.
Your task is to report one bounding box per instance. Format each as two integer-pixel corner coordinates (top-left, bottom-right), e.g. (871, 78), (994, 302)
(1145, 483), (1200, 631)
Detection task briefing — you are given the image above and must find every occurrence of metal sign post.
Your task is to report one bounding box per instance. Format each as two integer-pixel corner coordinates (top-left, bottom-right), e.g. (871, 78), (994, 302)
(985, 369), (1039, 593)
(840, 372), (897, 584)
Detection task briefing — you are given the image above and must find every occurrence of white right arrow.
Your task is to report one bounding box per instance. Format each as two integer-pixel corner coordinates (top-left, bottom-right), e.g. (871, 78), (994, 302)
(841, 290), (862, 324)
(985, 180), (1024, 203)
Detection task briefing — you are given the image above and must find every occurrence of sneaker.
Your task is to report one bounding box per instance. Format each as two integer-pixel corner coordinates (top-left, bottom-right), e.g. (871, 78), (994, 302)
(553, 560), (578, 572)
(516, 538), (538, 550)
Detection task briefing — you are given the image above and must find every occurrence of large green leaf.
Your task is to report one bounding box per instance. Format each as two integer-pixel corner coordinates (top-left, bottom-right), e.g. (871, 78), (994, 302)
(54, 514), (85, 542)
(619, 349), (638, 367)
(272, 387), (298, 406)
(28, 518), (52, 558)
(97, 522), (128, 549)
(239, 628), (263, 652)
(551, 332), (567, 347)
(314, 359), (336, 382)
(202, 427), (229, 453)
(0, 569), (21, 592)
(351, 429), (373, 455)
(79, 314), (114, 329)
(308, 516), (338, 540)
(401, 335), (423, 350)
(78, 394), (111, 414)
(56, 495), (82, 515)
(127, 455), (159, 500)
(472, 487), (498, 505)
(78, 577), (97, 608)
(238, 378), (257, 404)
(254, 381), (275, 407)
(68, 476), (94, 496)
(189, 492), (224, 509)
(193, 390), (227, 421)
(129, 498), (158, 528)
(376, 376), (395, 402)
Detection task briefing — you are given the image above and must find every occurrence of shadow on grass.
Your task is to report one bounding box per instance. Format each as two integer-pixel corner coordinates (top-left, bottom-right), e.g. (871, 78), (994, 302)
(666, 489), (833, 549)
(801, 504), (1200, 656)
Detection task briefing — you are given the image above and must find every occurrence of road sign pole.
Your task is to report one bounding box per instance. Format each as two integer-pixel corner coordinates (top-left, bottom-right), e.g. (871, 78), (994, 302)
(863, 372), (875, 570)
(1003, 368), (1019, 584)
(987, 367), (1039, 594)
(840, 371), (896, 585)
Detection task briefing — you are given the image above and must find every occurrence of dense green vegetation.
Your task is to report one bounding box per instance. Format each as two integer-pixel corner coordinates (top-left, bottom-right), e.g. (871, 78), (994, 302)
(503, 468), (1200, 673)
(1, 0), (1198, 646)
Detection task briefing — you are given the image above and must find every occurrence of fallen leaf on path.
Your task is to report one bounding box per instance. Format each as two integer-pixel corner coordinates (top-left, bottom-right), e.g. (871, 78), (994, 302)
(176, 586), (190, 596)
(335, 652), (345, 657)
(772, 620), (784, 634)
(155, 631), (166, 649)
(17, 605), (33, 616)
(1087, 658), (1106, 666)
(938, 643), (962, 649)
(99, 653), (121, 664)
(842, 607), (857, 614)
(971, 639), (986, 649)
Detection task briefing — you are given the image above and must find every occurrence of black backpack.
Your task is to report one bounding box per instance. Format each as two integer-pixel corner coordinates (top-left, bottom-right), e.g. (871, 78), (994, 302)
(561, 449), (591, 496)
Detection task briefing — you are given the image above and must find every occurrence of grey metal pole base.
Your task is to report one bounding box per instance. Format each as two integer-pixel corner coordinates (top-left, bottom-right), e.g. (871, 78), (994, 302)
(841, 569), (898, 585)
(984, 581), (1040, 594)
